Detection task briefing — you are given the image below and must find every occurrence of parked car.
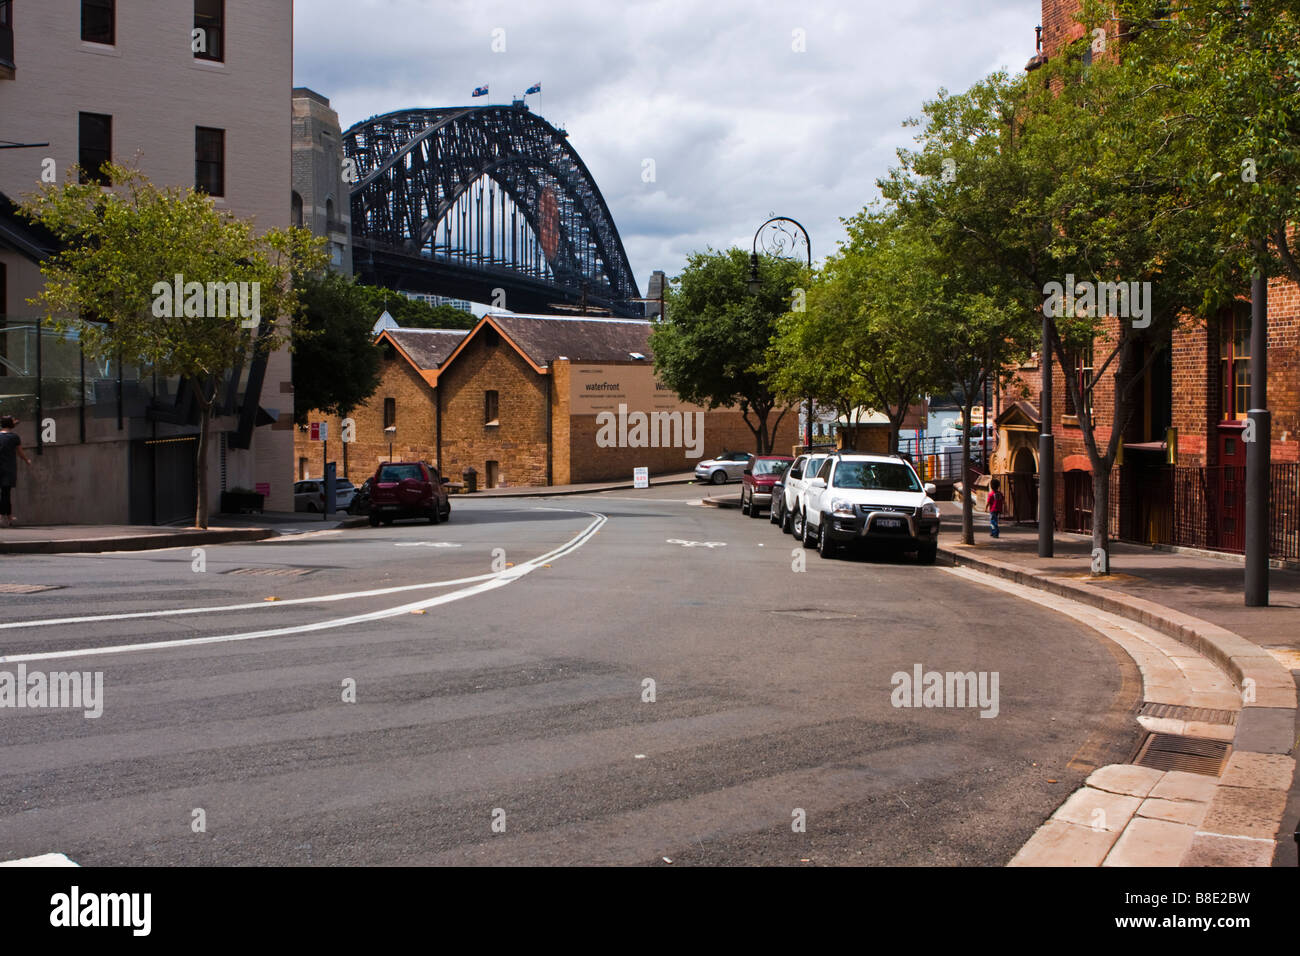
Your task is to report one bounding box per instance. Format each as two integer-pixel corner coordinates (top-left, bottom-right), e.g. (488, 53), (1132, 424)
(801, 453), (941, 563)
(740, 455), (794, 518)
(694, 451), (753, 485)
(779, 453), (831, 539)
(347, 478), (372, 516)
(367, 461), (451, 526)
(293, 478), (357, 513)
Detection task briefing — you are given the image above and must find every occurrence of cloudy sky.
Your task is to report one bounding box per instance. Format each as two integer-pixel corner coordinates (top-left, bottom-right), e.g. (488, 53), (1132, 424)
(294, 0), (1040, 297)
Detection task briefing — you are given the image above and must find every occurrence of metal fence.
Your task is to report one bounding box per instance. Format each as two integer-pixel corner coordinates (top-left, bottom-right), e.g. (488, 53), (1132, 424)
(985, 463), (1300, 561)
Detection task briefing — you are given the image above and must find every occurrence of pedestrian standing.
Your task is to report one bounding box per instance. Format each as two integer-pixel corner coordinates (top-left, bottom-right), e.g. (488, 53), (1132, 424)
(0, 416), (33, 528)
(987, 477), (1004, 539)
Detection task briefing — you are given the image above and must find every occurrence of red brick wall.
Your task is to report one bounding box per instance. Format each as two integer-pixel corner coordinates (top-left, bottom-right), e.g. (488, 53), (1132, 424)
(437, 333), (550, 487)
(294, 352), (437, 483)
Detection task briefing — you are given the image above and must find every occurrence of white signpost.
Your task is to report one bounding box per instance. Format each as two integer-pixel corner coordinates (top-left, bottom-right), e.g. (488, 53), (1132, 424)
(633, 467), (649, 489)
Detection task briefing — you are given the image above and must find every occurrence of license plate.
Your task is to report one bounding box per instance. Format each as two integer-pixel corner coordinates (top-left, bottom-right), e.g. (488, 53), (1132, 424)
(876, 517), (903, 529)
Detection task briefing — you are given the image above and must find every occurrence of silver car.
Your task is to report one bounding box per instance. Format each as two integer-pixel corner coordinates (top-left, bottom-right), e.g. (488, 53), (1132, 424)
(694, 451), (752, 485)
(293, 479), (356, 512)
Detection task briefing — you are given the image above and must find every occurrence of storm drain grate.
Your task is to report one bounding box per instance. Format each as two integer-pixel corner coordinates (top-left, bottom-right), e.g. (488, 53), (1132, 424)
(222, 567), (316, 577)
(0, 583), (63, 594)
(1133, 733), (1231, 776)
(1139, 702), (1238, 725)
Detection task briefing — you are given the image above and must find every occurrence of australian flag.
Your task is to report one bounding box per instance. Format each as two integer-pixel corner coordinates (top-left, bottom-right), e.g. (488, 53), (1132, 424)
(472, 85), (488, 97)
(525, 82), (541, 95)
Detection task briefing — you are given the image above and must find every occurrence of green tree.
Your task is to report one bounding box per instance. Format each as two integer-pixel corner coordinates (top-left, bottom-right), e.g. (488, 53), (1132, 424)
(292, 268), (385, 478)
(21, 163), (324, 528)
(353, 285), (476, 330)
(651, 248), (801, 454)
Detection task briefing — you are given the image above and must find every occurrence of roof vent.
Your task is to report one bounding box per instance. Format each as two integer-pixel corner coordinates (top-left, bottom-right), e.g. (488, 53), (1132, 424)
(629, 352), (646, 360)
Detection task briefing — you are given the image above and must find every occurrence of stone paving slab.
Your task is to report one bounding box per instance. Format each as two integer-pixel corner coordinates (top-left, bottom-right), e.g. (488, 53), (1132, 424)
(1104, 817), (1198, 867)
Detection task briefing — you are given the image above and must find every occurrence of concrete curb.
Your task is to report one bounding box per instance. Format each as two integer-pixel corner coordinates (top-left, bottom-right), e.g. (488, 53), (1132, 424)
(699, 495), (741, 510)
(941, 543), (1298, 865)
(0, 527), (278, 555)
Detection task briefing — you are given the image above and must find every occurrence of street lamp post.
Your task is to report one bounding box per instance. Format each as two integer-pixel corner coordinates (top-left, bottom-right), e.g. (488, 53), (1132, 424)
(748, 216), (813, 450)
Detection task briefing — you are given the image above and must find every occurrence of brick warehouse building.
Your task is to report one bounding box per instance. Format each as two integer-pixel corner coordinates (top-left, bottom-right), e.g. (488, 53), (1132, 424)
(297, 313), (797, 489)
(294, 327), (465, 483)
(988, 0), (1300, 558)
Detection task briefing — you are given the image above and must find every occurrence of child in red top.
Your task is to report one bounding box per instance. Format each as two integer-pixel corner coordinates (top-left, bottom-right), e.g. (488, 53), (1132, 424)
(987, 478), (1004, 538)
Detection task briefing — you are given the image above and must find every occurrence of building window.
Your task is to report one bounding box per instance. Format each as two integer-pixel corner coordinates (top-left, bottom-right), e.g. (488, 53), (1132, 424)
(383, 397), (395, 428)
(291, 191), (303, 227)
(194, 0), (223, 62)
(195, 126), (225, 196)
(1220, 313), (1251, 420)
(484, 390), (499, 425)
(78, 112), (112, 186)
(1063, 343), (1095, 420)
(0, 2), (12, 71)
(81, 0), (114, 45)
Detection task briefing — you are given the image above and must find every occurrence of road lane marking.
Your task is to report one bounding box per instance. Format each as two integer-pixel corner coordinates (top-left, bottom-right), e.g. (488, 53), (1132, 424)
(0, 511), (605, 661)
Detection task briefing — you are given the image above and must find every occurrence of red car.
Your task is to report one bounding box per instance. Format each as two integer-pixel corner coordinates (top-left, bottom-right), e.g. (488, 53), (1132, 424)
(740, 455), (795, 518)
(367, 461), (452, 526)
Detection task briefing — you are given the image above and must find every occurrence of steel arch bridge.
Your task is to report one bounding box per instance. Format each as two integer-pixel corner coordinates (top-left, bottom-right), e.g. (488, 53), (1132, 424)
(344, 105), (642, 317)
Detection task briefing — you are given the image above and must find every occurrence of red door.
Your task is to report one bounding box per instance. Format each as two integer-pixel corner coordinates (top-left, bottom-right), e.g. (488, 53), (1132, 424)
(1216, 428), (1246, 552)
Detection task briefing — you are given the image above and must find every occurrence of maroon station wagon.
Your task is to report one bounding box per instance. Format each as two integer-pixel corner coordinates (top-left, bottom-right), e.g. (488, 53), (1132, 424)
(740, 455), (795, 518)
(367, 461), (452, 526)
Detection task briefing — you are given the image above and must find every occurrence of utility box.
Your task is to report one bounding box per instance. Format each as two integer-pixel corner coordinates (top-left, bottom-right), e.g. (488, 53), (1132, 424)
(462, 466), (478, 494)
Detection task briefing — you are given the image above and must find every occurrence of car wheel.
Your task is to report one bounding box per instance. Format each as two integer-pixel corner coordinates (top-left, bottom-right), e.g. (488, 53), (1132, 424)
(817, 518), (837, 559)
(749, 494), (762, 518)
(710, 470), (727, 485)
(791, 507), (803, 539)
(801, 511), (817, 549)
(740, 489), (750, 515)
(770, 500), (782, 525)
(368, 514), (380, 527)
(782, 504), (794, 535)
(382, 517), (393, 526)
(918, 544), (938, 565)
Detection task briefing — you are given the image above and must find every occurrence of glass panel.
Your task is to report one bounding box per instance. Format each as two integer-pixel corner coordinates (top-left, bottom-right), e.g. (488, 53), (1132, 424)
(194, 0), (223, 61)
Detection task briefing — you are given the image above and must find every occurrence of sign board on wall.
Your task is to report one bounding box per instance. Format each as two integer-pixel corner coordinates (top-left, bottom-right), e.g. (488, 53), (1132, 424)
(633, 467), (649, 488)
(569, 364), (715, 414)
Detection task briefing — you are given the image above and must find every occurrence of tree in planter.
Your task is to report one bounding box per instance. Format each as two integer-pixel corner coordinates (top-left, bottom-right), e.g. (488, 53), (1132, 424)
(21, 162), (325, 529)
(881, 57), (1215, 571)
(650, 248), (801, 454)
(855, 207), (1036, 544)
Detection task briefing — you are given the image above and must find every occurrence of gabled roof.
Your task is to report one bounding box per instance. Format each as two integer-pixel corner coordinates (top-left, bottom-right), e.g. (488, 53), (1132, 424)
(375, 327), (467, 387)
(995, 401), (1041, 429)
(430, 313), (654, 384)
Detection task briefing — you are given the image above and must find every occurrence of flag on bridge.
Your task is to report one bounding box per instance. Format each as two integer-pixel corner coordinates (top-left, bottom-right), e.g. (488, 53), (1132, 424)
(525, 82), (541, 95)
(472, 85), (488, 97)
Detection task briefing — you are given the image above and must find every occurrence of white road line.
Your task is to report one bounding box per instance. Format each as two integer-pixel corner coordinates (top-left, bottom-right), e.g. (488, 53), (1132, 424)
(0, 511), (605, 663)
(0, 853), (79, 867)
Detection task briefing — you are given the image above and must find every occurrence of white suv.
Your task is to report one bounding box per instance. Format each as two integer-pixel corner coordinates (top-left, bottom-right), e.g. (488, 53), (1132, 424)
(775, 452), (831, 539)
(801, 453), (941, 563)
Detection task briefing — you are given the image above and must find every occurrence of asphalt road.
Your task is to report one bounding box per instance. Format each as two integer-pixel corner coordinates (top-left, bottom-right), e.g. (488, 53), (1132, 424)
(0, 485), (1141, 865)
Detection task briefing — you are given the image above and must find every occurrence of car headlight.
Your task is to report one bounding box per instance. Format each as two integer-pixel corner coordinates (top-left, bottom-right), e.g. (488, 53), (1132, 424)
(830, 498), (856, 517)
(921, 502), (940, 518)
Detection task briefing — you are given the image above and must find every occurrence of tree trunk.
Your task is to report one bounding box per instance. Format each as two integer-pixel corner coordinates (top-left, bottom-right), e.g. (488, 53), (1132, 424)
(195, 397), (211, 529)
(961, 403), (974, 545)
(1091, 466), (1111, 575)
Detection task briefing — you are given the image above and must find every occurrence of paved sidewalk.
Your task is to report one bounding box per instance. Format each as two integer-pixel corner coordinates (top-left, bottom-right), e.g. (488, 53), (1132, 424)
(0, 511), (357, 555)
(466, 471), (697, 498)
